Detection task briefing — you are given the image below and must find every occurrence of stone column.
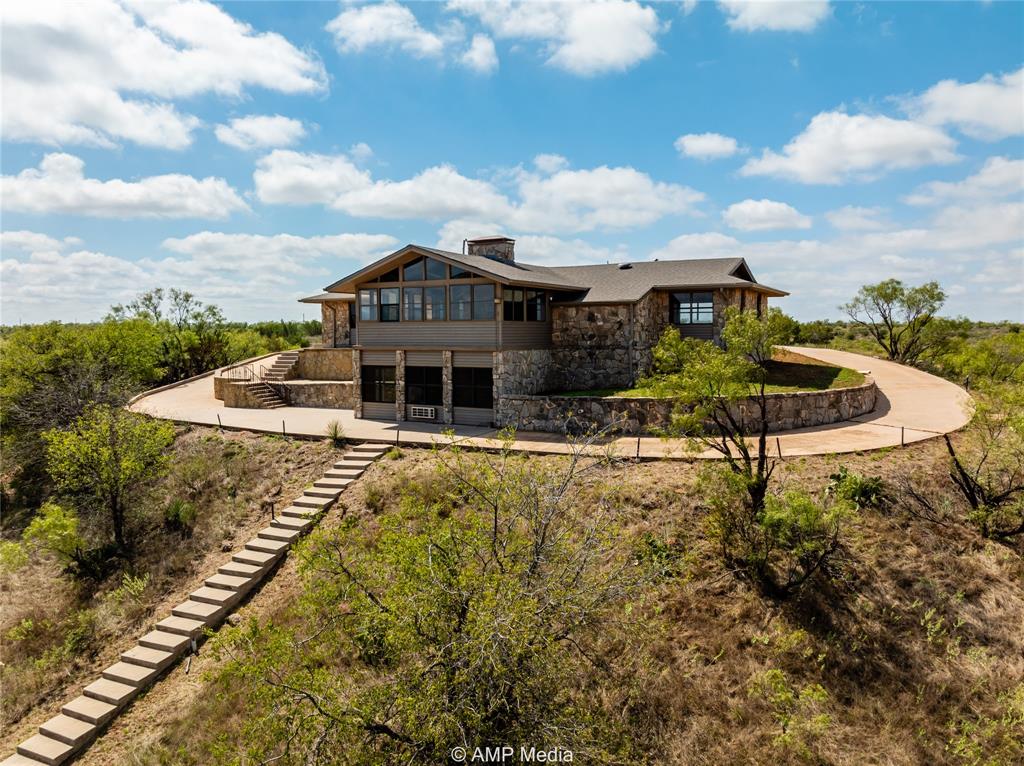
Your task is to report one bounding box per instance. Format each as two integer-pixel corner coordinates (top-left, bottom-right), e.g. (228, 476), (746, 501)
(442, 350), (453, 424)
(352, 350), (363, 419)
(395, 349), (406, 422)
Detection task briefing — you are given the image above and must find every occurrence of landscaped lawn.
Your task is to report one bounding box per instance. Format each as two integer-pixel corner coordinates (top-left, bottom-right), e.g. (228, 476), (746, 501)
(557, 350), (866, 398)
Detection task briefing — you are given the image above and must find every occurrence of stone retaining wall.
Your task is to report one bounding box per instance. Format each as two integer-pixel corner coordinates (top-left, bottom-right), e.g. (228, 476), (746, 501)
(295, 348), (354, 381)
(495, 379), (877, 435)
(282, 381), (355, 408)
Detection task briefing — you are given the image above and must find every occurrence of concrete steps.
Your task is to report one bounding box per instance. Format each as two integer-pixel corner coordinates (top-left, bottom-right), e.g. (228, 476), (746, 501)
(3, 443), (389, 765)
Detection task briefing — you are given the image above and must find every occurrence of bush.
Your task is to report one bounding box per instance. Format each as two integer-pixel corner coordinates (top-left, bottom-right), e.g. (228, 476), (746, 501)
(703, 467), (853, 598)
(827, 466), (885, 509)
(164, 498), (197, 537)
(22, 503), (84, 563)
(325, 419), (345, 448)
(748, 668), (831, 755)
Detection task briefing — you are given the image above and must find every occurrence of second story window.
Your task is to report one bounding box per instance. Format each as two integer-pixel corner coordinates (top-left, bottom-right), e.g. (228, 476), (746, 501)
(424, 286), (446, 320)
(359, 289), (378, 321)
(503, 288), (525, 321)
(526, 290), (546, 321)
(380, 288), (400, 322)
(402, 287), (423, 321)
(450, 284), (472, 320)
(670, 291), (713, 325)
(473, 284), (495, 320)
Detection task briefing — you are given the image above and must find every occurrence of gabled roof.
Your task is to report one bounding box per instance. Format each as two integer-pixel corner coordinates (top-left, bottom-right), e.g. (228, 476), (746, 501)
(324, 244), (584, 293)
(318, 244), (787, 304)
(547, 258), (788, 304)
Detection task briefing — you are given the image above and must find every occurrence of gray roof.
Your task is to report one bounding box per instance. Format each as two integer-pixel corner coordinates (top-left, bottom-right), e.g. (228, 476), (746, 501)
(322, 244), (786, 304)
(547, 258), (787, 303)
(298, 292), (354, 303)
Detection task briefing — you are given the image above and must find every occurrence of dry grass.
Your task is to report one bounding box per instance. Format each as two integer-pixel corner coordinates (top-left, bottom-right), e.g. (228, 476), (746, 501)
(0, 427), (338, 752)
(10, 435), (1022, 765)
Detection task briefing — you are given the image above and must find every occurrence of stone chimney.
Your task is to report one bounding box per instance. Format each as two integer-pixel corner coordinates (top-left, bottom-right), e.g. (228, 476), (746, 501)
(466, 236), (515, 263)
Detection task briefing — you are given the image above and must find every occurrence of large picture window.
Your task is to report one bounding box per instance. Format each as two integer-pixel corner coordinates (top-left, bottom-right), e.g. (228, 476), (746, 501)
(473, 284), (495, 320)
(453, 367), (493, 409)
(402, 287), (423, 321)
(358, 289), (378, 321)
(380, 288), (400, 322)
(361, 365), (396, 403)
(406, 366), (442, 405)
(670, 291), (713, 325)
(503, 288), (525, 321)
(450, 284), (472, 320)
(424, 286), (445, 320)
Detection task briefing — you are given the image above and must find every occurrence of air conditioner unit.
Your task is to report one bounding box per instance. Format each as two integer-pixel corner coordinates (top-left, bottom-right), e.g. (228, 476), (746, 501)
(410, 406), (436, 420)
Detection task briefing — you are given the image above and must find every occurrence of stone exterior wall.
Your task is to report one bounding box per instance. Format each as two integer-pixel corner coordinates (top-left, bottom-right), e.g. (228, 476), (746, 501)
(280, 381), (354, 408)
(442, 350), (454, 424)
(395, 350), (406, 421)
(496, 379), (877, 435)
(319, 301), (352, 348)
(296, 348), (353, 380)
(352, 349), (363, 418)
(549, 304), (634, 390)
(494, 349), (554, 397)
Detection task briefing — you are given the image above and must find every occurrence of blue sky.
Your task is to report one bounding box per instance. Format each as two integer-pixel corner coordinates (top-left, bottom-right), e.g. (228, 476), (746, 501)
(1, 0), (1021, 323)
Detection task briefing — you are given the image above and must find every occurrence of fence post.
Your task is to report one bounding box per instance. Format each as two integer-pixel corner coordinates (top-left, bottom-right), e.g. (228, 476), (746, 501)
(636, 434), (641, 461)
(282, 420), (286, 437)
(396, 427), (401, 447)
(216, 413), (222, 430)
(901, 426), (905, 447)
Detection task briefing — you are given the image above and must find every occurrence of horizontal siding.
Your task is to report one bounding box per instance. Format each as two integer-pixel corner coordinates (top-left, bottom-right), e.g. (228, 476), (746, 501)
(362, 402), (395, 420)
(406, 350), (442, 366)
(453, 407), (494, 426)
(500, 321), (551, 349)
(453, 351), (493, 367)
(357, 321), (497, 349)
(361, 350), (396, 365)
(679, 324), (714, 340)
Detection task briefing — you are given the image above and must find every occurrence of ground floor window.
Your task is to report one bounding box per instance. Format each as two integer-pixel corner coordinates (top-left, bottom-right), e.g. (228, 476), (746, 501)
(670, 291), (713, 325)
(361, 365), (396, 403)
(406, 366), (442, 405)
(453, 367), (493, 409)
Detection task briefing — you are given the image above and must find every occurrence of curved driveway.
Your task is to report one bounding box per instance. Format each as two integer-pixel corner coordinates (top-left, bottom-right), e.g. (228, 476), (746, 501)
(130, 347), (973, 459)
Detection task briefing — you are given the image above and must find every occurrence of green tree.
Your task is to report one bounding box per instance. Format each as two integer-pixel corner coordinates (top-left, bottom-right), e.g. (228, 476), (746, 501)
(941, 331), (1024, 386)
(43, 405), (175, 551)
(214, 437), (649, 763)
(840, 279), (950, 364)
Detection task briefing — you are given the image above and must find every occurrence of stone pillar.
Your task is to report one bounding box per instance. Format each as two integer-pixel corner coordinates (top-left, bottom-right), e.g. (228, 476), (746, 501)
(321, 303), (334, 347)
(352, 350), (363, 418)
(336, 302), (352, 347)
(442, 350), (453, 424)
(395, 349), (406, 422)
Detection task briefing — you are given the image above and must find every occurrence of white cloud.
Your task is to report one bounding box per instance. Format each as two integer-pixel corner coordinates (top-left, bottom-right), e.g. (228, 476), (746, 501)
(741, 111), (959, 184)
(2, 153), (249, 219)
(722, 199), (811, 231)
(904, 157), (1024, 206)
(0, 230), (82, 253)
(1, 0), (325, 149)
(333, 165), (513, 220)
(825, 206), (887, 231)
(904, 68), (1024, 141)
(511, 166), (704, 232)
(326, 2), (445, 57)
(349, 142), (375, 164)
(448, 0), (664, 75)
(717, 1), (831, 32)
(675, 132), (740, 160)
(254, 150), (372, 205)
(649, 232), (744, 260)
(461, 34), (499, 73)
(257, 151), (702, 233)
(1, 231), (400, 323)
(215, 115), (306, 150)
(436, 220), (626, 266)
(533, 153), (570, 174)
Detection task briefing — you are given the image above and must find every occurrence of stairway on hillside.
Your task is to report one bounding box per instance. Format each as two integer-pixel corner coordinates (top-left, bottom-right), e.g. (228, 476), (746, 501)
(262, 351), (299, 382)
(244, 382), (287, 409)
(2, 443), (390, 766)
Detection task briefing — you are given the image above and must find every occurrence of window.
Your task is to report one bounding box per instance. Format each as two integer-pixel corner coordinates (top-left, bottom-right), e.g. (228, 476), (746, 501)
(359, 289), (378, 321)
(670, 291), (713, 325)
(372, 267), (399, 283)
(450, 265), (474, 279)
(450, 284), (472, 320)
(361, 366), (395, 403)
(453, 367), (493, 409)
(425, 258), (446, 281)
(526, 290), (546, 322)
(380, 288), (400, 322)
(403, 257), (424, 281)
(406, 366), (442, 405)
(473, 284), (495, 320)
(503, 288), (525, 321)
(424, 286), (445, 320)
(403, 288), (423, 321)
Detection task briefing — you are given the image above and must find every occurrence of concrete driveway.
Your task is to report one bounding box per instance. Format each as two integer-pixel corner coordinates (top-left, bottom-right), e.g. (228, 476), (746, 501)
(130, 347), (973, 459)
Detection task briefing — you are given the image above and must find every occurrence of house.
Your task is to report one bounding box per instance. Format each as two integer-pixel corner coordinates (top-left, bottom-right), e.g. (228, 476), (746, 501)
(299, 236), (787, 427)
